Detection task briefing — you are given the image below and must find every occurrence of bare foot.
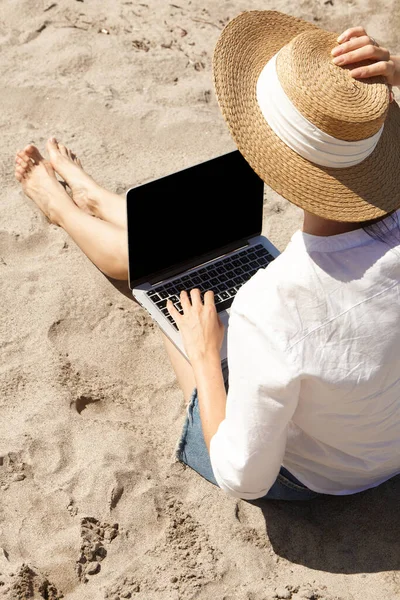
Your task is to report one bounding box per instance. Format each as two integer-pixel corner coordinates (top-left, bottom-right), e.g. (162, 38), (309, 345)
(46, 138), (102, 216)
(15, 145), (77, 226)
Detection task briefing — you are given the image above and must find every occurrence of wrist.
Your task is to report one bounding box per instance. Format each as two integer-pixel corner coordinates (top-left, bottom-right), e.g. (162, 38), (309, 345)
(190, 347), (221, 369)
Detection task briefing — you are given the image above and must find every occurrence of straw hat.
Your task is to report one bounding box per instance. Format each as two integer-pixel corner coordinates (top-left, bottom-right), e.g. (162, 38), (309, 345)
(213, 11), (400, 222)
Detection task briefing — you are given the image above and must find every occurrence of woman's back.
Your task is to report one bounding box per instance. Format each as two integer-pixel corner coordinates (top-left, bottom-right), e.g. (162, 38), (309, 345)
(283, 216), (400, 492)
(210, 212), (400, 497)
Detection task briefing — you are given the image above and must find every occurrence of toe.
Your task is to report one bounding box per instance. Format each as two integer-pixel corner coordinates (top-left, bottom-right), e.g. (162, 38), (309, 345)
(58, 144), (68, 157)
(19, 151), (33, 164)
(46, 138), (61, 163)
(15, 165), (26, 176)
(24, 144), (44, 164)
(16, 156), (29, 169)
(47, 137), (59, 151)
(18, 150), (31, 162)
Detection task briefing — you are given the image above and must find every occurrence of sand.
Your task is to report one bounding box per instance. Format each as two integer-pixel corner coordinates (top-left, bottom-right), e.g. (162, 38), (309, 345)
(1, 0), (400, 598)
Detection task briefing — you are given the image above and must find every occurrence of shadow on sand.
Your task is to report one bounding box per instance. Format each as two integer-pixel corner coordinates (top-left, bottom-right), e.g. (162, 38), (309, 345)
(251, 474), (400, 574)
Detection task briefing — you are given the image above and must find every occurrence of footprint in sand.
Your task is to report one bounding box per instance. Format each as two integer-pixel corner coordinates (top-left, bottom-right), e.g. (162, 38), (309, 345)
(145, 494), (222, 595)
(0, 451), (28, 490)
(105, 575), (141, 599)
(109, 481), (124, 510)
(72, 393), (103, 416)
(6, 563), (63, 600)
(273, 584), (344, 600)
(76, 517), (119, 583)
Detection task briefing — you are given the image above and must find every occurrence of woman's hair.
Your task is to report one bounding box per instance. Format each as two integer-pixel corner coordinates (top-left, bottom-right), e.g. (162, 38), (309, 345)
(362, 210), (400, 246)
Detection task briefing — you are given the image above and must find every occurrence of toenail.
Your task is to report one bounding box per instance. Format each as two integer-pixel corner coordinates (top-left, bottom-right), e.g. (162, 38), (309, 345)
(51, 137), (57, 143)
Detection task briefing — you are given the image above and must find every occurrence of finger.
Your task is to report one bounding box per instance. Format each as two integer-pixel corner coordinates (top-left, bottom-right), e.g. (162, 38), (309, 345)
(350, 59), (395, 81)
(167, 299), (181, 322)
(337, 26), (367, 44)
(180, 290), (191, 311)
(332, 44), (389, 66)
(204, 290), (216, 306)
(332, 35), (371, 57)
(190, 288), (202, 306)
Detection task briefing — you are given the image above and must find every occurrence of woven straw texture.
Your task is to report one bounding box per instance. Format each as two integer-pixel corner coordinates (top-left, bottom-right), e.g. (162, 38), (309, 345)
(213, 10), (400, 222)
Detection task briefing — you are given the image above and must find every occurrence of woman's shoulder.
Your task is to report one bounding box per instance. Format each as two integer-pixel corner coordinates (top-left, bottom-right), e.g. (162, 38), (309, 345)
(232, 237), (323, 348)
(238, 234), (315, 303)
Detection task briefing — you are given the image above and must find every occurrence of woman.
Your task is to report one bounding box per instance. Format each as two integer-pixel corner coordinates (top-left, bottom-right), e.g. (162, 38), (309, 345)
(14, 13), (400, 501)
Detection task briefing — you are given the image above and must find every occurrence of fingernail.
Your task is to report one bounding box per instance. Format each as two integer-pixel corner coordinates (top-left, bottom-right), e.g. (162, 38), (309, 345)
(333, 56), (344, 65)
(337, 33), (346, 43)
(350, 68), (362, 78)
(331, 46), (341, 56)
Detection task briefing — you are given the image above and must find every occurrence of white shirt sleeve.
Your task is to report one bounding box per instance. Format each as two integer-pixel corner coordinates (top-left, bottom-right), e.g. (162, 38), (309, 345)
(209, 284), (300, 499)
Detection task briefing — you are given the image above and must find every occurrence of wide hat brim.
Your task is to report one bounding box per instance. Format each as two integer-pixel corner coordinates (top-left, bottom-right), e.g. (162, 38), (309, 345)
(213, 11), (400, 222)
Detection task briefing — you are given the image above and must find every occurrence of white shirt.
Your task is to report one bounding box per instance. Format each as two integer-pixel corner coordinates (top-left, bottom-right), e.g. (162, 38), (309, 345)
(210, 212), (400, 499)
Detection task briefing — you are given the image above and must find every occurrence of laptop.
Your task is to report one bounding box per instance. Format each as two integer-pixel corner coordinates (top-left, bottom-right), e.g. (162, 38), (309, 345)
(127, 150), (280, 362)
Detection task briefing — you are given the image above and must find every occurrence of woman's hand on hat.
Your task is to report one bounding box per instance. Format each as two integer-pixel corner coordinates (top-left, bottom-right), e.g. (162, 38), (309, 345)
(167, 289), (225, 365)
(331, 26), (400, 88)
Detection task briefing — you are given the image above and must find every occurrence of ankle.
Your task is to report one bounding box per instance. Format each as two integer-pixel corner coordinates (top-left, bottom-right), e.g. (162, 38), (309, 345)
(86, 182), (106, 216)
(89, 186), (122, 219)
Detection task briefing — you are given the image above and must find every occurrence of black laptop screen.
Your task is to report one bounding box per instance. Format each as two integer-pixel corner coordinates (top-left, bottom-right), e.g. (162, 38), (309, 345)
(127, 150), (264, 287)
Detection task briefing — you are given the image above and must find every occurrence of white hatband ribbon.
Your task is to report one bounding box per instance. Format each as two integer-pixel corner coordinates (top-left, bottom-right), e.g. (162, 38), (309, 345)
(256, 53), (383, 168)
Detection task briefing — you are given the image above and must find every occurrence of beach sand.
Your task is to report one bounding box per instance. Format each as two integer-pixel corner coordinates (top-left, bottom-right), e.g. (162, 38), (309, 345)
(1, 0), (400, 598)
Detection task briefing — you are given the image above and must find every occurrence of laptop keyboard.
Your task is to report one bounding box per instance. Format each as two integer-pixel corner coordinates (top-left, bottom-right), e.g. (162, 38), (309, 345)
(146, 244), (274, 330)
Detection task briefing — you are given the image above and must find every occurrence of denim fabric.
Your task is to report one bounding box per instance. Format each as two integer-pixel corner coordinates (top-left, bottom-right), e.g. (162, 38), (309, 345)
(176, 363), (321, 501)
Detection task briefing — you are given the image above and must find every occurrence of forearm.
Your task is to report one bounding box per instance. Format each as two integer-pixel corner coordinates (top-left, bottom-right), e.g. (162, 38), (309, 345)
(192, 351), (227, 452)
(59, 204), (129, 280)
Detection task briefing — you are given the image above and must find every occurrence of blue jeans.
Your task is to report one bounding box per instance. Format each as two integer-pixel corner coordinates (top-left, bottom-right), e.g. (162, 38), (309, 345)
(176, 363), (321, 501)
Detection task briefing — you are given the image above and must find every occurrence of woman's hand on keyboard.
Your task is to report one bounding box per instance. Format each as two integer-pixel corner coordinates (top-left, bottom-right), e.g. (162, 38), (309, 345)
(167, 289), (225, 364)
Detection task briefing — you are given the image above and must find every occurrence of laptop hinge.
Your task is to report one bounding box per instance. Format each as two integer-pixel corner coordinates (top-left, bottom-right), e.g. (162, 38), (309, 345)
(145, 238), (251, 286)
